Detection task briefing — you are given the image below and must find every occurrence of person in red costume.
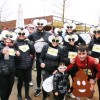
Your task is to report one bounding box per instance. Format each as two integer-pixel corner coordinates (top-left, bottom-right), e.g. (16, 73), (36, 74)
(66, 45), (100, 100)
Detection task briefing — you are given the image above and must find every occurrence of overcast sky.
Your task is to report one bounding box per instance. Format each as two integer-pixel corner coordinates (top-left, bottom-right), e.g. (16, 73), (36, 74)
(1, 0), (100, 26)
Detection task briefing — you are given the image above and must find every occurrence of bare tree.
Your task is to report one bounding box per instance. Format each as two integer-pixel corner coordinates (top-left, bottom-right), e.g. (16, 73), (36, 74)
(0, 0), (12, 29)
(53, 0), (68, 24)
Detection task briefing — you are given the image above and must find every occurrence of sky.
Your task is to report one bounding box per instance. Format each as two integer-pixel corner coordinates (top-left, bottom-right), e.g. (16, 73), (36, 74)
(0, 0), (100, 26)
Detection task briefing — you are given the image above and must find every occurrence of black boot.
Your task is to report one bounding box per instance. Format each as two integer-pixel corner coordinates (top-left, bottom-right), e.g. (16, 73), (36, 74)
(25, 95), (32, 100)
(17, 95), (22, 100)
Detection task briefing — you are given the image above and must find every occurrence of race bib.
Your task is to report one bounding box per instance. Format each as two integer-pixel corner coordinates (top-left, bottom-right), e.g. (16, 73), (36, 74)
(47, 47), (58, 56)
(92, 44), (100, 53)
(68, 52), (77, 59)
(9, 48), (15, 56)
(19, 45), (29, 52)
(84, 68), (92, 76)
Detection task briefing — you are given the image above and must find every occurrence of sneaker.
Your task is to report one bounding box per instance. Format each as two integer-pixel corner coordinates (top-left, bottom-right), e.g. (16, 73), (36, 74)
(42, 97), (49, 100)
(42, 97), (48, 100)
(25, 96), (32, 100)
(69, 93), (75, 98)
(17, 95), (22, 100)
(34, 89), (41, 97)
(33, 67), (37, 71)
(29, 82), (33, 86)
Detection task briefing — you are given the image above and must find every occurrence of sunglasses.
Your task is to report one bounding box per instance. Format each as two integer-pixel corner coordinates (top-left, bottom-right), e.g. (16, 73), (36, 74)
(37, 23), (43, 26)
(52, 39), (59, 43)
(6, 34), (13, 38)
(93, 30), (100, 34)
(59, 67), (66, 69)
(29, 27), (34, 29)
(68, 38), (75, 41)
(67, 26), (73, 29)
(18, 33), (25, 36)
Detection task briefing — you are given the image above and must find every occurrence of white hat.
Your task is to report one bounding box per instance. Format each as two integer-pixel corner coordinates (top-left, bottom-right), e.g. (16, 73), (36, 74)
(1, 30), (17, 41)
(14, 28), (29, 37)
(96, 26), (100, 31)
(42, 75), (53, 92)
(64, 34), (78, 42)
(89, 27), (96, 33)
(48, 35), (62, 44)
(54, 28), (66, 35)
(63, 22), (76, 30)
(33, 19), (47, 26)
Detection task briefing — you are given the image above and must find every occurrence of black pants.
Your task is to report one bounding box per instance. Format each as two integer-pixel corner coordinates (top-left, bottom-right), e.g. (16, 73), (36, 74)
(0, 73), (15, 100)
(17, 68), (31, 97)
(36, 53), (42, 88)
(30, 58), (34, 82)
(42, 70), (52, 99)
(54, 93), (65, 100)
(97, 78), (100, 100)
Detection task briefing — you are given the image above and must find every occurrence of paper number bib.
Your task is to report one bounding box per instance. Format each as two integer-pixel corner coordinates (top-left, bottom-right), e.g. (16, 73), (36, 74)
(19, 45), (29, 52)
(47, 47), (58, 56)
(9, 48), (15, 56)
(68, 52), (77, 59)
(92, 44), (100, 53)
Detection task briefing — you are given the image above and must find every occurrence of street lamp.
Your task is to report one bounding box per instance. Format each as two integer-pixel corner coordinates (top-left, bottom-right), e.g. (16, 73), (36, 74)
(62, 0), (66, 24)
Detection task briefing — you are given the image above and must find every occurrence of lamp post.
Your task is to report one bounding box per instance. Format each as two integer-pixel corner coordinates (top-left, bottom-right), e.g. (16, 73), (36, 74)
(62, 0), (66, 24)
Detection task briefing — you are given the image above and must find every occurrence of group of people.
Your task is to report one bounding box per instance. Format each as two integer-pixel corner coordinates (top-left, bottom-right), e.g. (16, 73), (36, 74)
(0, 18), (100, 100)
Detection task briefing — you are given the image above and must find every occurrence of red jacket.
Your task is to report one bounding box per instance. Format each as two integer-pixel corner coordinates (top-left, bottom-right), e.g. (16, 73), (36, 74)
(66, 55), (100, 79)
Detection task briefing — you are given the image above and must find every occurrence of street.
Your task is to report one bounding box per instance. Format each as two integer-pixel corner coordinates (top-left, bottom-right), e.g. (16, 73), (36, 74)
(9, 70), (99, 100)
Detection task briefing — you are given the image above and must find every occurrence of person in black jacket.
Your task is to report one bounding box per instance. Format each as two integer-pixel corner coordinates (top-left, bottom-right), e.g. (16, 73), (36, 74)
(62, 34), (78, 99)
(25, 24), (36, 86)
(0, 30), (19, 100)
(88, 27), (100, 100)
(14, 28), (35, 100)
(63, 22), (86, 46)
(63, 34), (78, 66)
(28, 19), (51, 97)
(53, 63), (70, 100)
(39, 35), (63, 100)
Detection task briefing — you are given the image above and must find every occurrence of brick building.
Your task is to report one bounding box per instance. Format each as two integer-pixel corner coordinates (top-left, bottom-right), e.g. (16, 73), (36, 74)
(0, 15), (90, 32)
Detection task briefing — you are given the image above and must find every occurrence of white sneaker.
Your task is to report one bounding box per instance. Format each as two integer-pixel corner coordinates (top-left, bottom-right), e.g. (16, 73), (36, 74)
(33, 67), (37, 71)
(69, 93), (75, 98)
(29, 82), (33, 86)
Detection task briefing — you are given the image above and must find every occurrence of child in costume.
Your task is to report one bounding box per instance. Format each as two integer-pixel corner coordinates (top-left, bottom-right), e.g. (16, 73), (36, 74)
(53, 63), (70, 100)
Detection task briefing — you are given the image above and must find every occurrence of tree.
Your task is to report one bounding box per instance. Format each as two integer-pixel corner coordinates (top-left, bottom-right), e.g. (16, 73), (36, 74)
(0, 0), (12, 29)
(53, 0), (68, 24)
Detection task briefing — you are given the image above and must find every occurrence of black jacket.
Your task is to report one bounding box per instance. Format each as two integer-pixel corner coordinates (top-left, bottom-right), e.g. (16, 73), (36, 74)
(62, 43), (78, 66)
(14, 39), (35, 69)
(39, 44), (62, 73)
(28, 30), (51, 42)
(28, 30), (51, 54)
(0, 42), (16, 74)
(53, 71), (70, 94)
(88, 37), (100, 59)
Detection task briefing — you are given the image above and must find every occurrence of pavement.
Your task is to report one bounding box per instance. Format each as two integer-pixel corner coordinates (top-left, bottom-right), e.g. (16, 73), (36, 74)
(9, 70), (99, 100)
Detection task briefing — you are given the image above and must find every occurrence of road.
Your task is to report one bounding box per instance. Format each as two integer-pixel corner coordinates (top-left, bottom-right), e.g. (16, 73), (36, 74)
(9, 70), (99, 100)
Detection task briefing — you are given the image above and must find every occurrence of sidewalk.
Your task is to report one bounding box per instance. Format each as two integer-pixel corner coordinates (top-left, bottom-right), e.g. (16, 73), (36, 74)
(9, 70), (99, 100)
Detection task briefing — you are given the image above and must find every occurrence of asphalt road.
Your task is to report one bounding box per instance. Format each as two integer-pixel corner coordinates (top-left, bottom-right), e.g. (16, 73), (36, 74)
(9, 70), (99, 100)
